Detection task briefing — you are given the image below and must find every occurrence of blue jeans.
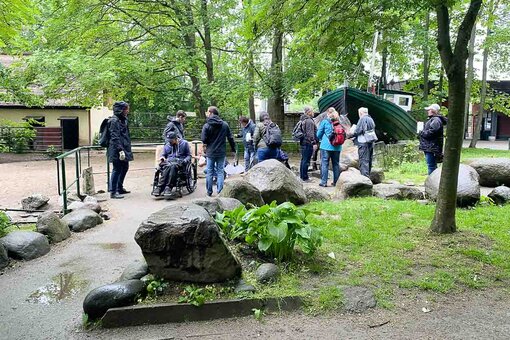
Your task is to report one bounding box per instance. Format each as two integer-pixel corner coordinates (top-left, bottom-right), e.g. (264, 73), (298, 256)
(244, 148), (256, 172)
(110, 160), (129, 193)
(424, 152), (437, 175)
(320, 150), (340, 186)
(300, 144), (313, 180)
(257, 147), (278, 162)
(206, 156), (226, 195)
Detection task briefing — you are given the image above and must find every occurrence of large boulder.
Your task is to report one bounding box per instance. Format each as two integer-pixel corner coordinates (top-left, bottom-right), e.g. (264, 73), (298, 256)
(336, 168), (373, 198)
(83, 280), (145, 320)
(468, 158), (510, 187)
(21, 194), (50, 210)
(62, 209), (103, 232)
(36, 212), (71, 243)
(244, 159), (307, 205)
(219, 180), (264, 207)
(369, 168), (385, 185)
(67, 201), (102, 214)
(0, 231), (50, 260)
(340, 146), (359, 171)
(304, 187), (330, 202)
(192, 197), (243, 217)
(373, 184), (424, 200)
(119, 259), (149, 281)
(135, 203), (242, 283)
(0, 243), (8, 269)
(217, 197), (243, 212)
(425, 164), (480, 207)
(488, 186), (510, 205)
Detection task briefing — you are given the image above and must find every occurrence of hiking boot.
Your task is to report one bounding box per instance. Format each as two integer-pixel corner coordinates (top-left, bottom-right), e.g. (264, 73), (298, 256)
(319, 183), (327, 187)
(163, 186), (173, 196)
(118, 188), (131, 194)
(110, 192), (124, 199)
(152, 187), (162, 196)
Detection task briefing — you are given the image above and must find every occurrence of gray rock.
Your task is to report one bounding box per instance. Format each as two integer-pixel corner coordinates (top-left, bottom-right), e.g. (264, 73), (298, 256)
(256, 263), (279, 283)
(305, 187), (330, 202)
(343, 286), (377, 313)
(83, 280), (145, 320)
(373, 183), (424, 200)
(245, 159), (307, 205)
(217, 197), (244, 212)
(81, 166), (96, 195)
(0, 243), (8, 269)
(135, 203), (242, 283)
(67, 201), (102, 213)
(192, 197), (222, 216)
(36, 212), (71, 243)
(219, 180), (264, 207)
(21, 194), (50, 210)
(119, 259), (149, 281)
(468, 158), (510, 187)
(235, 279), (256, 293)
(0, 231), (50, 260)
(336, 168), (373, 198)
(417, 199), (430, 205)
(83, 195), (98, 205)
(100, 212), (111, 220)
(340, 147), (359, 171)
(369, 168), (385, 185)
(425, 164), (480, 207)
(62, 209), (103, 232)
(488, 186), (510, 205)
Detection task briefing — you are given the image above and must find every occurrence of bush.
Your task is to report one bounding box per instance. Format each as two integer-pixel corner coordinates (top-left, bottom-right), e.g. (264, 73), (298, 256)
(45, 145), (60, 158)
(377, 140), (422, 170)
(0, 211), (11, 237)
(0, 119), (37, 153)
(215, 201), (322, 262)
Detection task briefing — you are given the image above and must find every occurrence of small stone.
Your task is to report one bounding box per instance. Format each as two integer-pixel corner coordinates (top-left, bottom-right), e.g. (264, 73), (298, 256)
(488, 186), (510, 205)
(417, 199), (429, 205)
(0, 231), (50, 260)
(36, 212), (71, 244)
(256, 263), (279, 283)
(100, 212), (111, 220)
(235, 279), (256, 293)
(83, 196), (98, 205)
(21, 194), (50, 210)
(305, 187), (330, 202)
(119, 259), (149, 281)
(62, 209), (103, 232)
(343, 286), (376, 313)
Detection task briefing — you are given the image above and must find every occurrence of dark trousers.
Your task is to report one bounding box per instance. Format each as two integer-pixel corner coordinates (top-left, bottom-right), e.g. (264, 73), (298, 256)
(311, 148), (319, 170)
(300, 143), (313, 180)
(110, 160), (129, 193)
(358, 143), (374, 177)
(157, 162), (181, 189)
(424, 152), (437, 175)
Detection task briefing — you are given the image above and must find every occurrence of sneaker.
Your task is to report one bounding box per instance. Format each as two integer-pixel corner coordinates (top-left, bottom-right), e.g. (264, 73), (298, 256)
(152, 187), (162, 196)
(319, 183), (327, 187)
(118, 188), (131, 194)
(163, 186), (173, 196)
(301, 178), (312, 183)
(110, 192), (124, 199)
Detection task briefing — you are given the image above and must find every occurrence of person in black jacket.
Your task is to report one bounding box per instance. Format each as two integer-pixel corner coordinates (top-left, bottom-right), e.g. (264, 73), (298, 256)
(163, 110), (186, 142)
(419, 104), (447, 175)
(201, 106), (236, 196)
(298, 106), (317, 182)
(237, 116), (256, 172)
(108, 101), (133, 199)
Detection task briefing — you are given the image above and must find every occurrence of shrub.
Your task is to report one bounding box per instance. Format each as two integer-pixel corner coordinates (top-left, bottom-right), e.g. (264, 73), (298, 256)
(0, 211), (11, 237)
(45, 145), (60, 158)
(0, 119), (37, 153)
(215, 201), (322, 262)
(377, 140), (422, 170)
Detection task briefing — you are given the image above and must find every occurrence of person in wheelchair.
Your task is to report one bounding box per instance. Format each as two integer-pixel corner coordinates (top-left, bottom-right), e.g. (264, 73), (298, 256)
(152, 132), (191, 197)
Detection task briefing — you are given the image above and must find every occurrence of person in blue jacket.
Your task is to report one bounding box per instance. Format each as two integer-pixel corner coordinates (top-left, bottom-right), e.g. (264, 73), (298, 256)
(317, 107), (342, 187)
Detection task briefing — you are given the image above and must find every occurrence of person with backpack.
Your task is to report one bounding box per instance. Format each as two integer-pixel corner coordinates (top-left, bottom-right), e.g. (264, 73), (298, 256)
(295, 106), (317, 182)
(351, 107), (377, 178)
(419, 104), (447, 174)
(253, 112), (282, 162)
(163, 110), (187, 142)
(108, 101), (133, 199)
(236, 116), (256, 172)
(316, 107), (344, 187)
(201, 106), (236, 196)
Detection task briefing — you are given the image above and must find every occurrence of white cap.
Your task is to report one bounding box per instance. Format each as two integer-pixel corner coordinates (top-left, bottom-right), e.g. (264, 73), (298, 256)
(425, 104), (440, 111)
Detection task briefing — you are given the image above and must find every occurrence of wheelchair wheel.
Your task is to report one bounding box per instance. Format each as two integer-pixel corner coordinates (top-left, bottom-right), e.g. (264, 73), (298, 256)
(186, 163), (198, 193)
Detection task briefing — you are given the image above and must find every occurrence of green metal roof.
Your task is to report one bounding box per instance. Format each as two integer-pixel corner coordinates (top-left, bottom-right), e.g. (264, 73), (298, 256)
(318, 87), (417, 141)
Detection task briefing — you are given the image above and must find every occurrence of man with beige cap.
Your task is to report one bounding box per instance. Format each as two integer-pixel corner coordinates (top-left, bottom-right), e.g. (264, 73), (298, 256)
(419, 104), (447, 174)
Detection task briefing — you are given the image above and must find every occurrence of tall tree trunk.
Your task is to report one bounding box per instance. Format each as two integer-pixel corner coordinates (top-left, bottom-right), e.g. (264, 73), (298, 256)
(431, 0), (482, 234)
(464, 23), (477, 140)
(200, 0), (215, 106)
(423, 11), (430, 102)
(267, 27), (284, 127)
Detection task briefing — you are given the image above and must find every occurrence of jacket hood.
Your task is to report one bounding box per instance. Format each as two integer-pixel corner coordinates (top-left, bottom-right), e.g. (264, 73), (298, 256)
(431, 114), (448, 125)
(113, 101), (128, 116)
(207, 115), (224, 126)
(300, 114), (312, 121)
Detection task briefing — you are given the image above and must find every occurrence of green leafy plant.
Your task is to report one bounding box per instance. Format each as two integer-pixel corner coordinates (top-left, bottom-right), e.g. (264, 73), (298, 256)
(216, 201), (322, 262)
(0, 211), (11, 237)
(477, 195), (495, 207)
(178, 285), (206, 307)
(145, 277), (169, 299)
(0, 119), (37, 153)
(45, 145), (60, 158)
(252, 308), (264, 321)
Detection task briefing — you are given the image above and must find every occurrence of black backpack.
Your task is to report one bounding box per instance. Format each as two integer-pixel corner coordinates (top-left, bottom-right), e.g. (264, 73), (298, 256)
(98, 117), (112, 147)
(263, 122), (282, 148)
(292, 120), (304, 141)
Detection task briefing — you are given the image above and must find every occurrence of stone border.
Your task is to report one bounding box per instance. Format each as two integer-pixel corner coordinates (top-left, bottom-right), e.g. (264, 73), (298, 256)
(101, 296), (302, 328)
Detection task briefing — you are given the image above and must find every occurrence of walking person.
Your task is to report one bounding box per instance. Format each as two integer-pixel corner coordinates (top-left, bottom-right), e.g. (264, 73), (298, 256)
(297, 106), (317, 182)
(351, 107), (377, 178)
(108, 101), (133, 199)
(163, 110), (187, 142)
(237, 116), (256, 172)
(419, 104), (447, 174)
(316, 108), (342, 187)
(253, 112), (282, 162)
(201, 106), (236, 196)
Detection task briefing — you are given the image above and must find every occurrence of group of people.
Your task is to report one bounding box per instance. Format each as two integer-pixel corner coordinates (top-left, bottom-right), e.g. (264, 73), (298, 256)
(106, 98), (447, 200)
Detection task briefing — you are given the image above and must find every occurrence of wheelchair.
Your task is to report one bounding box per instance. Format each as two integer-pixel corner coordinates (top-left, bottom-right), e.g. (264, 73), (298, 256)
(151, 160), (197, 198)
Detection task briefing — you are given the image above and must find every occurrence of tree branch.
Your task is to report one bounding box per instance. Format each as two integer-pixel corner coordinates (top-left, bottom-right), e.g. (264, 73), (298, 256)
(453, 0), (482, 59)
(435, 2), (454, 74)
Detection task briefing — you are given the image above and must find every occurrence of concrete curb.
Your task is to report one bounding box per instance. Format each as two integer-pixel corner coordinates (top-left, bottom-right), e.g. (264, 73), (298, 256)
(101, 296), (302, 328)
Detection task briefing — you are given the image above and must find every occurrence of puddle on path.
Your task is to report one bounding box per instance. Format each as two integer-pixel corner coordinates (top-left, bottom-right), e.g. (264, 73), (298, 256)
(97, 242), (126, 250)
(27, 272), (89, 304)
